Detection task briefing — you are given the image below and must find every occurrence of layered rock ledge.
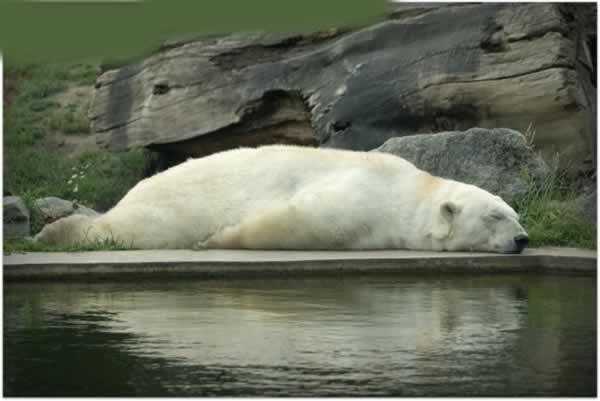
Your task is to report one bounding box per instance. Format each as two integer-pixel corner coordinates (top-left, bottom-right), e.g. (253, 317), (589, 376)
(89, 3), (596, 170)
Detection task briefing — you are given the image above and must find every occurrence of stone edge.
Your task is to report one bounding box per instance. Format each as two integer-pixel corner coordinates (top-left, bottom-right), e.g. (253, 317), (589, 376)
(3, 248), (596, 281)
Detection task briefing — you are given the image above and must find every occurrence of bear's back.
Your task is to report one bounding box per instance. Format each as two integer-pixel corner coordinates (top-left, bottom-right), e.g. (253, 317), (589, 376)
(112, 145), (417, 211)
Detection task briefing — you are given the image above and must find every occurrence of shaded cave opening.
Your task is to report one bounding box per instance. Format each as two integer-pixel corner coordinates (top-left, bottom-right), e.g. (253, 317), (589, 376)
(146, 90), (318, 172)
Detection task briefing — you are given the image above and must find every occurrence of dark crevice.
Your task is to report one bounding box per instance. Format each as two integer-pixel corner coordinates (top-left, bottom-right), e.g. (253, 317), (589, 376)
(480, 20), (505, 53)
(235, 89), (309, 123)
(587, 34), (596, 87)
(388, 3), (478, 20)
(331, 120), (351, 133)
(158, 33), (228, 52)
(387, 8), (437, 21)
(506, 27), (570, 43)
(400, 64), (576, 100)
(153, 82), (171, 95)
(210, 30), (350, 71)
(96, 116), (146, 136)
(454, 64), (576, 83)
(481, 21), (570, 53)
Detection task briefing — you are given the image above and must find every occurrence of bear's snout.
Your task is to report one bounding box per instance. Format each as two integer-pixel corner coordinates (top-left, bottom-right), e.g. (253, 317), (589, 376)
(513, 234), (529, 253)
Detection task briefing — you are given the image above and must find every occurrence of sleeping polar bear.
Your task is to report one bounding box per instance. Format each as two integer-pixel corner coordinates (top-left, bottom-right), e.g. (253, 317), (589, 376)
(34, 145), (529, 253)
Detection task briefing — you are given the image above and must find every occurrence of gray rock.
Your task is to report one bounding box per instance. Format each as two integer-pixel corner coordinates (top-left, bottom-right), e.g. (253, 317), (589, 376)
(89, 3), (595, 171)
(4, 196), (30, 238)
(577, 187), (597, 225)
(34, 197), (73, 219)
(375, 127), (548, 201)
(34, 197), (99, 223)
(74, 204), (101, 217)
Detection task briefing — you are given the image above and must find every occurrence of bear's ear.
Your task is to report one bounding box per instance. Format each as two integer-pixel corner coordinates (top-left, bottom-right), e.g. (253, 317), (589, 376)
(431, 201), (461, 240)
(441, 201), (461, 221)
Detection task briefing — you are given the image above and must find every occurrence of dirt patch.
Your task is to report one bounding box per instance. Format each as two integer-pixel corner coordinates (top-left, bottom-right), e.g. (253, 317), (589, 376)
(44, 85), (101, 157)
(52, 85), (94, 107)
(3, 67), (32, 109)
(4, 76), (18, 108)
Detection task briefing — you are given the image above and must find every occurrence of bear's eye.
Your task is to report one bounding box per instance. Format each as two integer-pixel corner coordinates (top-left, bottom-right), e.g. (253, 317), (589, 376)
(490, 213), (505, 221)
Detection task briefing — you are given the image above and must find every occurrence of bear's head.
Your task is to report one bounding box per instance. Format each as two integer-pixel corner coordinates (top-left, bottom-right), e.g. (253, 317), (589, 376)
(430, 184), (529, 254)
(33, 214), (94, 247)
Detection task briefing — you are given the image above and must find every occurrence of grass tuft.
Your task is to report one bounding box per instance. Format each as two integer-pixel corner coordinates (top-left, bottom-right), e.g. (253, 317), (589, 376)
(513, 152), (596, 249)
(4, 236), (135, 254)
(47, 107), (90, 135)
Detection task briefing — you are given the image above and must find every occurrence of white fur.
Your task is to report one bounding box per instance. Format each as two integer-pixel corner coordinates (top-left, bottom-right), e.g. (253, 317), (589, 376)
(34, 145), (528, 253)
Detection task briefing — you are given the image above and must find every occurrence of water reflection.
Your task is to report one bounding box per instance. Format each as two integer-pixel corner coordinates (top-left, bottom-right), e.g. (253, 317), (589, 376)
(4, 274), (596, 396)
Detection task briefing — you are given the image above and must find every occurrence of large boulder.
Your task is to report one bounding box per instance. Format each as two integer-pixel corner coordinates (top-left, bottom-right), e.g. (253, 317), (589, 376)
(3, 196), (30, 238)
(34, 197), (99, 224)
(576, 186), (597, 225)
(89, 3), (595, 170)
(375, 128), (548, 201)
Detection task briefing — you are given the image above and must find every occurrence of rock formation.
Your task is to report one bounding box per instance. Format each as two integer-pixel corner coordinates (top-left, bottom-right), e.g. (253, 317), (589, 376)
(89, 3), (596, 171)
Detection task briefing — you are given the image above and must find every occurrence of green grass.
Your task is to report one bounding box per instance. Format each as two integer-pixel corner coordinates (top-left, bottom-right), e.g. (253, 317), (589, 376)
(513, 154), (596, 249)
(47, 107), (90, 135)
(4, 62), (149, 228)
(5, 146), (147, 213)
(4, 237), (135, 254)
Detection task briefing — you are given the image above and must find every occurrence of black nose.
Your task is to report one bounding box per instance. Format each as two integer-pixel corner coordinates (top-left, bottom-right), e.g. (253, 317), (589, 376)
(514, 234), (529, 253)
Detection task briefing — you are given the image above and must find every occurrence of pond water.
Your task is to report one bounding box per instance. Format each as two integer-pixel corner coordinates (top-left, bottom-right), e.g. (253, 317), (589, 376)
(4, 274), (596, 396)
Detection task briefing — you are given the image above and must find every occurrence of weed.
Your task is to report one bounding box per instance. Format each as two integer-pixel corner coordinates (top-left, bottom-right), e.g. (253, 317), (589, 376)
(67, 150), (147, 211)
(524, 122), (536, 148)
(513, 151), (596, 249)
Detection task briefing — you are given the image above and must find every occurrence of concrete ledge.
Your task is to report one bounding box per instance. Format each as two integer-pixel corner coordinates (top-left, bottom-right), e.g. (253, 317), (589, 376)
(3, 247), (596, 281)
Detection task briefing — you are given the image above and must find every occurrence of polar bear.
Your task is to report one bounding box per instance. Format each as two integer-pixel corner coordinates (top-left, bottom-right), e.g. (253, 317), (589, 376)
(34, 145), (529, 253)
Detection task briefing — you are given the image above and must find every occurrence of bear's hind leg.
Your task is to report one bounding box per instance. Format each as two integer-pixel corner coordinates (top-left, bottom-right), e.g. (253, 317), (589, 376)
(199, 203), (312, 249)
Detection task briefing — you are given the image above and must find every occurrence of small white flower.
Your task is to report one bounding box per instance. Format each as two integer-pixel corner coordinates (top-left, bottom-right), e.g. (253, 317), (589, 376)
(73, 186), (79, 193)
(68, 179), (73, 184)
(71, 174), (77, 179)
